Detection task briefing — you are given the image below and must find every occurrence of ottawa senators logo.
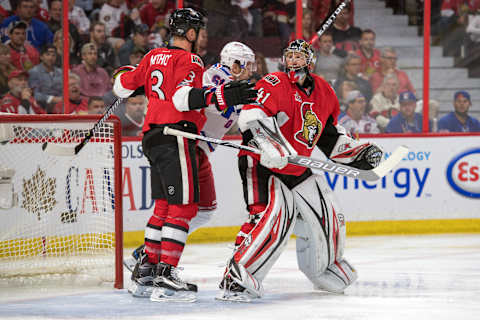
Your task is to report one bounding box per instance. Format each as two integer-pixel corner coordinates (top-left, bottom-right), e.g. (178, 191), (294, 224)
(294, 102), (322, 149)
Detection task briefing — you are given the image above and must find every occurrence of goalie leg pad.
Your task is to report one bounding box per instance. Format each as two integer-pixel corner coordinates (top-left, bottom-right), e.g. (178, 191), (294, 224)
(217, 257), (263, 302)
(292, 174), (347, 286)
(313, 259), (358, 293)
(233, 176), (297, 283)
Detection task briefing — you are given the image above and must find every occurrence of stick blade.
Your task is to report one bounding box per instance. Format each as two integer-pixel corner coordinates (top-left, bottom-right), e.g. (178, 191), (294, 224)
(42, 142), (77, 156)
(372, 145), (409, 179)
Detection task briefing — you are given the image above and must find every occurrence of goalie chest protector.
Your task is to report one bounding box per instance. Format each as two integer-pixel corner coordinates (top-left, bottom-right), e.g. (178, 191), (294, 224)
(242, 72), (341, 176)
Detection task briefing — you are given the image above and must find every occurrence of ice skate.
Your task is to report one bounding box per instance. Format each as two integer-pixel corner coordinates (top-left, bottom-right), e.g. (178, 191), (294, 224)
(216, 276), (257, 303)
(128, 252), (154, 298)
(150, 263), (198, 303)
(216, 258), (262, 302)
(123, 244), (145, 273)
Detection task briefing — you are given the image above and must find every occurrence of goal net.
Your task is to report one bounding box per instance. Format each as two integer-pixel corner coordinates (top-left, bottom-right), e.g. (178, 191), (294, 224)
(0, 114), (123, 289)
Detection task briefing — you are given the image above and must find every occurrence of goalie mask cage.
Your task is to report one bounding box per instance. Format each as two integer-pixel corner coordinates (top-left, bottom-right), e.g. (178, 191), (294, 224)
(0, 114), (123, 289)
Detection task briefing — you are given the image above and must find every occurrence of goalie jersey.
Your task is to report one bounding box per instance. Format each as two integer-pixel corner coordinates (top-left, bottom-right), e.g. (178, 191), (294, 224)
(198, 63), (238, 154)
(240, 72), (341, 176)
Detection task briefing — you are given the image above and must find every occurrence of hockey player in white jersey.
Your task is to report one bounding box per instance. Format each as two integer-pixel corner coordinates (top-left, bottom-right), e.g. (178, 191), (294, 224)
(190, 41), (256, 230)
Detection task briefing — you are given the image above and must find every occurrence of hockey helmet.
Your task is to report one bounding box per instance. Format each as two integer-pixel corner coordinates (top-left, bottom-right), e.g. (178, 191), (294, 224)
(169, 8), (206, 38)
(282, 39), (316, 82)
(220, 41), (256, 73)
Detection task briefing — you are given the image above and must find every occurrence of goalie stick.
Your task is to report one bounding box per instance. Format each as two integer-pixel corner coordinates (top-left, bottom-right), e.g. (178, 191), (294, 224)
(309, 0), (352, 45)
(163, 127), (408, 181)
(42, 98), (124, 156)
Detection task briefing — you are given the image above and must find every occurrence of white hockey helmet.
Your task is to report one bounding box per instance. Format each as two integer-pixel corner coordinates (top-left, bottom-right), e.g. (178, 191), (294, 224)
(220, 41), (256, 73)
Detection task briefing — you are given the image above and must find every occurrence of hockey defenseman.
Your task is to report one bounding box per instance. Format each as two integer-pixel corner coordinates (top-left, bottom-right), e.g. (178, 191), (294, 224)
(217, 39), (383, 301)
(122, 41), (257, 287)
(123, 41), (256, 267)
(113, 8), (257, 302)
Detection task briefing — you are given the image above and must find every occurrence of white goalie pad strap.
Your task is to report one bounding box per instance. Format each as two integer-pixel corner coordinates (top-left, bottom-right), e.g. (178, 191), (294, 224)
(313, 259), (358, 293)
(233, 176), (296, 282)
(188, 210), (215, 234)
(0, 122), (14, 144)
(329, 132), (371, 164)
(292, 174), (347, 284)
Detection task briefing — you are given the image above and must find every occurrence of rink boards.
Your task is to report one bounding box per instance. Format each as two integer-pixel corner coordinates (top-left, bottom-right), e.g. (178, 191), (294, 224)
(120, 134), (480, 245)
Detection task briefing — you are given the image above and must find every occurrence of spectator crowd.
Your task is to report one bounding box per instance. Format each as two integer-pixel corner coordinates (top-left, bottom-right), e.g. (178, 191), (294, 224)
(0, 0), (478, 135)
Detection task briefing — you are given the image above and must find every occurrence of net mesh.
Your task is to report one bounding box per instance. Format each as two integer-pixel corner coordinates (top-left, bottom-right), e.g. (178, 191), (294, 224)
(0, 116), (120, 287)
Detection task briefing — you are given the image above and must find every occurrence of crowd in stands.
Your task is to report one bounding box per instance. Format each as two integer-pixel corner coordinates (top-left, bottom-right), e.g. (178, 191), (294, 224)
(0, 0), (478, 135)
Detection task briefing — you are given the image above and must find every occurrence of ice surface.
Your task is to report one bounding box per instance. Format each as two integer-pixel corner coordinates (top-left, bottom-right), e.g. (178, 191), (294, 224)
(1, 234), (479, 320)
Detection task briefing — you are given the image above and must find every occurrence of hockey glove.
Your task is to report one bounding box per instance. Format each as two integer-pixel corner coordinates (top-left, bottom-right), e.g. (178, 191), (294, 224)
(213, 80), (258, 112)
(112, 65), (136, 81)
(349, 144), (383, 170)
(249, 118), (297, 170)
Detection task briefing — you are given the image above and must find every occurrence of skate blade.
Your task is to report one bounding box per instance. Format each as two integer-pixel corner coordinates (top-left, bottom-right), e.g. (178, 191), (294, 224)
(215, 291), (252, 303)
(150, 287), (197, 303)
(128, 282), (153, 298)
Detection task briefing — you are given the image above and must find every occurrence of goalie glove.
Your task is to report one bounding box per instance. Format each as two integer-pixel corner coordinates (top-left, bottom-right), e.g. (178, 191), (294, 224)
(329, 133), (383, 170)
(213, 80), (257, 112)
(349, 144), (383, 169)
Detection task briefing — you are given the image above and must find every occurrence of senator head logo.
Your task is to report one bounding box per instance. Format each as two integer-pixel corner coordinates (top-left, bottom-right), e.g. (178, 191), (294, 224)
(295, 102), (322, 148)
(446, 148), (480, 198)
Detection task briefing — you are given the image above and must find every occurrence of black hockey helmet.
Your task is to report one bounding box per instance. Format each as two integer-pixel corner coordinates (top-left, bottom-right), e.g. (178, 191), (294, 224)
(169, 8), (206, 38)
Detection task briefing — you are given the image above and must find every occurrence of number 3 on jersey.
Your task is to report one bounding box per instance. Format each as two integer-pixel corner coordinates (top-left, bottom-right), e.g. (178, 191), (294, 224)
(151, 70), (165, 99)
(256, 88), (271, 105)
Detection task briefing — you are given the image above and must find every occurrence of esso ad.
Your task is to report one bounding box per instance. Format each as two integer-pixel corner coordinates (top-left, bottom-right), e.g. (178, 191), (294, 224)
(447, 148), (480, 198)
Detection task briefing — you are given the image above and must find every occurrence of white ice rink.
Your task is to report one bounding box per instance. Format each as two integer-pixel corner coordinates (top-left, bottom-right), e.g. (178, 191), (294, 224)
(1, 234), (479, 320)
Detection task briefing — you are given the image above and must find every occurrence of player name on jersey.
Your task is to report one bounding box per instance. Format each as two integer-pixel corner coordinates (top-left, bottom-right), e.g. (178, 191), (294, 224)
(150, 54), (172, 66)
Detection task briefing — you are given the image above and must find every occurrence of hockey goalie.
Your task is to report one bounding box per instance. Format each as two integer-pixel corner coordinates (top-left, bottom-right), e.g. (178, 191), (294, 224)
(217, 39), (383, 302)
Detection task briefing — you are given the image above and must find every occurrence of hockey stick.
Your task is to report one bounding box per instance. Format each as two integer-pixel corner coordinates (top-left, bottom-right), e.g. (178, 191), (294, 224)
(309, 0), (352, 45)
(163, 127), (408, 181)
(42, 98), (124, 156)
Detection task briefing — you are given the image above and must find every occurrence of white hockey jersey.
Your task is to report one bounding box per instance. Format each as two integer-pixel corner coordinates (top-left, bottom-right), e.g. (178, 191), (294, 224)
(199, 63), (239, 154)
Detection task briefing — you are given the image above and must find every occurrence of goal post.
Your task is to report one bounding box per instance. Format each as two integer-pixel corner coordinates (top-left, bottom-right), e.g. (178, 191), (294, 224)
(0, 114), (123, 289)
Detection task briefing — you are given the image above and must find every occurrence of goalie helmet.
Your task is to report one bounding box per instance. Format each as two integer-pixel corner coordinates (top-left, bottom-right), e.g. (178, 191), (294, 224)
(220, 42), (256, 74)
(282, 39), (316, 83)
(169, 8), (206, 38)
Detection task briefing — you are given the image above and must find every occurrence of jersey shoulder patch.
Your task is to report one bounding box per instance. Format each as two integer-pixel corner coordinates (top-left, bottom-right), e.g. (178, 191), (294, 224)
(191, 54), (204, 68)
(263, 74), (281, 86)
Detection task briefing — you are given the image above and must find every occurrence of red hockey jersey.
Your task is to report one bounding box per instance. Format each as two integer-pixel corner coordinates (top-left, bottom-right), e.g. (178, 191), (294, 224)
(241, 72), (340, 176)
(116, 47), (206, 133)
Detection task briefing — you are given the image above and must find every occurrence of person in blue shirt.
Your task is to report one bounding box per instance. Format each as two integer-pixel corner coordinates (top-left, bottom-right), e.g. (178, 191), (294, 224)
(438, 91), (480, 132)
(385, 91), (427, 133)
(0, 0), (53, 51)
